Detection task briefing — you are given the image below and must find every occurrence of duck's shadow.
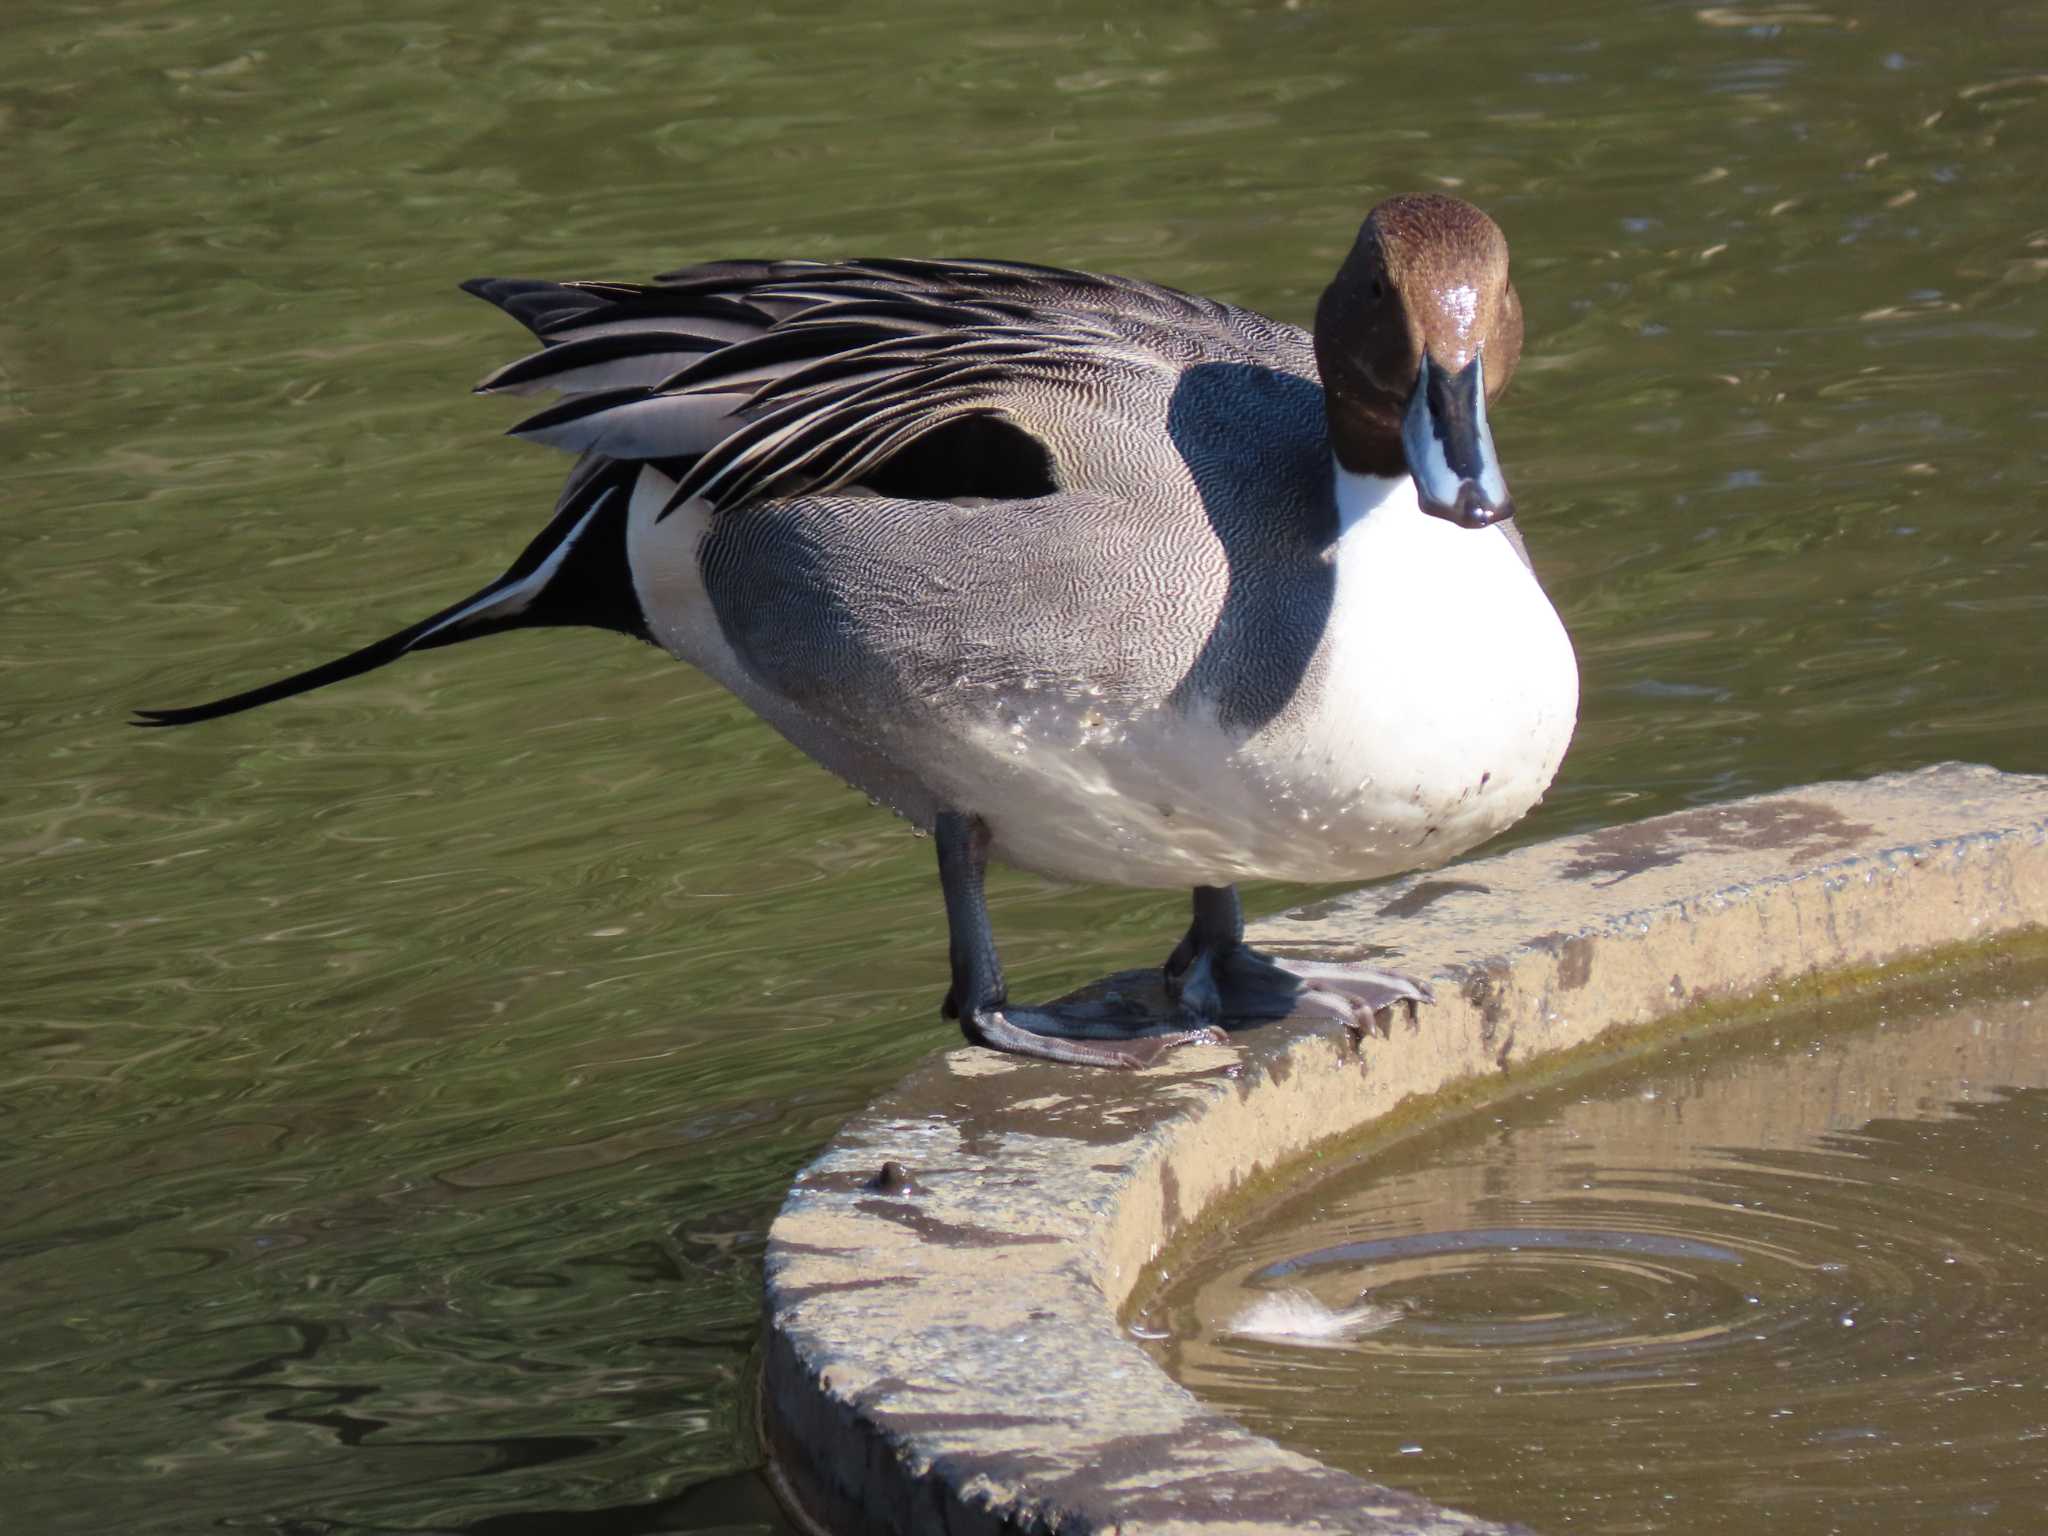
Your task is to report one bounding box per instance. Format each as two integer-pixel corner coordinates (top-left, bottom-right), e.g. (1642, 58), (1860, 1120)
(1165, 361), (1335, 735)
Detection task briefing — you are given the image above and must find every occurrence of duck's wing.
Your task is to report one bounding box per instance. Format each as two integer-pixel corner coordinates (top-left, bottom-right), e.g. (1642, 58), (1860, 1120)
(462, 259), (1317, 513)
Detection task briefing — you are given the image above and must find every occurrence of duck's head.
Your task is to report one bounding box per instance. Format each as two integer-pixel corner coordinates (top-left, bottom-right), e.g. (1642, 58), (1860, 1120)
(1314, 194), (1523, 528)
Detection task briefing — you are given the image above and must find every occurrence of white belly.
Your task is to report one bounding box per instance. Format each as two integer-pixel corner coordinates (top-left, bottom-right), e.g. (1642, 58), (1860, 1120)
(957, 473), (1578, 887)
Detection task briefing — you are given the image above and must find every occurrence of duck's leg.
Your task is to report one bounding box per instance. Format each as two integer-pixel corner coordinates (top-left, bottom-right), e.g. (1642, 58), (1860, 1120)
(1165, 884), (1433, 1037)
(935, 812), (1227, 1069)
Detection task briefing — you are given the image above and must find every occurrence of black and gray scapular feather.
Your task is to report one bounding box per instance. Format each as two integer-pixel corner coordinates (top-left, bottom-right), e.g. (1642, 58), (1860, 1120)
(471, 256), (1312, 510)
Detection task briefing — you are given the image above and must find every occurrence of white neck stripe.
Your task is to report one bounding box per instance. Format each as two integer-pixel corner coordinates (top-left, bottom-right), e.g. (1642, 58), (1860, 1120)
(1331, 460), (1414, 536)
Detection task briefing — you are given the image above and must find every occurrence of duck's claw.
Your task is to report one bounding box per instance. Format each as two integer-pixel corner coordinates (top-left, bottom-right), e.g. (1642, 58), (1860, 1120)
(960, 1004), (1229, 1069)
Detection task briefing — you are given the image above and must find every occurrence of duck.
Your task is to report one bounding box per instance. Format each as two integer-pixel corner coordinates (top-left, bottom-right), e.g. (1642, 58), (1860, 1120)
(136, 193), (1578, 1069)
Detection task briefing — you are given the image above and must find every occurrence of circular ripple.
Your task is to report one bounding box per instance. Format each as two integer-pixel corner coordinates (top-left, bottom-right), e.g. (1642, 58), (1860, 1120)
(1259, 1224), (1761, 1364)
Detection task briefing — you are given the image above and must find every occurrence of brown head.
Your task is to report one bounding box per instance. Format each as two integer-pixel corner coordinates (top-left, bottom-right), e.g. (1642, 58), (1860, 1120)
(1313, 194), (1524, 527)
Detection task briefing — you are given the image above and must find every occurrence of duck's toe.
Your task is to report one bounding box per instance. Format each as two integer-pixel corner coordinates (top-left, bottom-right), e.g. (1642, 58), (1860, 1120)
(962, 1002), (1230, 1069)
(1168, 942), (1433, 1039)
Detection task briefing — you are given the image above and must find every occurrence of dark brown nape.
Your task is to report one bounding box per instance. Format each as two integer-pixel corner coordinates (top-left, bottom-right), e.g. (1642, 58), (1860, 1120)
(1314, 193), (1521, 478)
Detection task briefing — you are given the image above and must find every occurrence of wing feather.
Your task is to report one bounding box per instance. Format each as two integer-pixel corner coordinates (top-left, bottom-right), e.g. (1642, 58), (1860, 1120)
(462, 253), (1309, 510)
(475, 331), (723, 397)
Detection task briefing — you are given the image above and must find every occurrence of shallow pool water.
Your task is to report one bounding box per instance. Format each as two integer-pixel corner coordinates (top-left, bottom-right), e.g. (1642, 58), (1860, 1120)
(1140, 953), (2048, 1534)
(5, 0), (2047, 1529)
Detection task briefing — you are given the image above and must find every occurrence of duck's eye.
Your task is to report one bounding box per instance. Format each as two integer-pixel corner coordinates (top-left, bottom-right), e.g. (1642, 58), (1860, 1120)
(1370, 278), (1385, 301)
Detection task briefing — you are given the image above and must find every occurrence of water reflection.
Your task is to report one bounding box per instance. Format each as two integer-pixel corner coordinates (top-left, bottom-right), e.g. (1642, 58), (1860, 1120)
(1146, 954), (2048, 1534)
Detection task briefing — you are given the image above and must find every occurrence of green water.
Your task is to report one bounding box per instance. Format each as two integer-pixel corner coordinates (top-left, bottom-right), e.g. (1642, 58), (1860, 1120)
(3, 1), (2043, 1530)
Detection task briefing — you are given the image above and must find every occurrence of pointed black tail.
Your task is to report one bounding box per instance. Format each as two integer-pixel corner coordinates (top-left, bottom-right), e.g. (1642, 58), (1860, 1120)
(133, 462), (648, 728)
(132, 584), (526, 728)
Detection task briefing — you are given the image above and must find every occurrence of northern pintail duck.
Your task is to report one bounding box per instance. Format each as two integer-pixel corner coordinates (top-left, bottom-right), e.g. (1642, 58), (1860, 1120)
(139, 194), (1578, 1068)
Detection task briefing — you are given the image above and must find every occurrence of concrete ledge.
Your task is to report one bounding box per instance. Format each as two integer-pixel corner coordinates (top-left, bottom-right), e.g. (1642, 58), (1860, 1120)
(762, 765), (2048, 1534)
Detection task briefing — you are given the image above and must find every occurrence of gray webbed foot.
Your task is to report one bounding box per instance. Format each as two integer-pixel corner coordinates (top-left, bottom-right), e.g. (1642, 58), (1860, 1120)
(1164, 885), (1433, 1039)
(954, 1000), (1229, 1070)
(934, 811), (1230, 1070)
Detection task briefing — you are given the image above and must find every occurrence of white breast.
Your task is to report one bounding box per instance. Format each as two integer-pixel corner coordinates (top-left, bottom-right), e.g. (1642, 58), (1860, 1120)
(1254, 468), (1579, 876)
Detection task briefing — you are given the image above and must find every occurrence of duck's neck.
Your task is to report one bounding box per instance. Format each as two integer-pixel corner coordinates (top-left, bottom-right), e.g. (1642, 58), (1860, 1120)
(1332, 459), (1421, 539)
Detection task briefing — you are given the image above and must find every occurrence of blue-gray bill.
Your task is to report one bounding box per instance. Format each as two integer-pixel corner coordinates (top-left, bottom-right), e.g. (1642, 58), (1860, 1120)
(1401, 351), (1512, 529)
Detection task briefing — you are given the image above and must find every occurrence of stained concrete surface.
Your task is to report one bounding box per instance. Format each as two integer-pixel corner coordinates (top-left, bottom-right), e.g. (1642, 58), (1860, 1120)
(761, 765), (2048, 1534)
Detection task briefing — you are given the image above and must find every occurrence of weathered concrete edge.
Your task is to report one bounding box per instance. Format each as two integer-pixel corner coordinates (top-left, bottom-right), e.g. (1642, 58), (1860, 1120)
(761, 765), (2048, 1535)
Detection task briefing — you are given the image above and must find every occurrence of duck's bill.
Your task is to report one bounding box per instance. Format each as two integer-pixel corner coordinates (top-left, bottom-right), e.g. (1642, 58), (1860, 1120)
(1402, 351), (1514, 528)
